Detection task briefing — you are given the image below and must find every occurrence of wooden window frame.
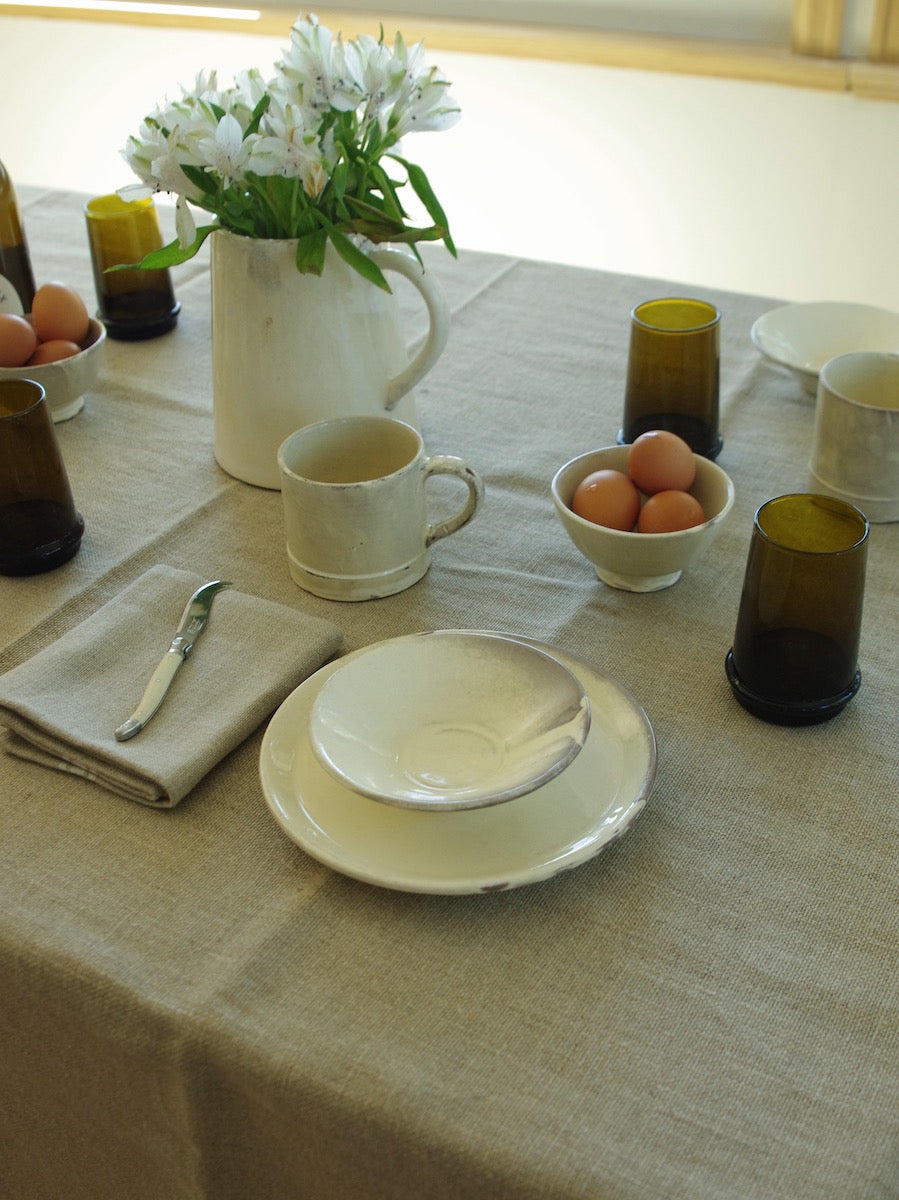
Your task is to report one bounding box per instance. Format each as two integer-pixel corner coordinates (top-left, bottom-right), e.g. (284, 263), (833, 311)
(0, 0), (896, 97)
(791, 0), (845, 57)
(871, 0), (899, 61)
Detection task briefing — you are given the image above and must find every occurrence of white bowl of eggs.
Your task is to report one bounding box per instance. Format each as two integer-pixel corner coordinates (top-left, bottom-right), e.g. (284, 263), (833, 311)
(551, 431), (736, 591)
(0, 282), (106, 422)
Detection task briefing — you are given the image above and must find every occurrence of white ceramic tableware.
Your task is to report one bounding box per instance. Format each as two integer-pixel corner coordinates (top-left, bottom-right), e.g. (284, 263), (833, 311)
(751, 301), (899, 396)
(309, 631), (591, 810)
(0, 317), (105, 422)
(260, 634), (656, 893)
(810, 351), (899, 523)
(278, 416), (484, 601)
(212, 234), (449, 488)
(551, 445), (735, 591)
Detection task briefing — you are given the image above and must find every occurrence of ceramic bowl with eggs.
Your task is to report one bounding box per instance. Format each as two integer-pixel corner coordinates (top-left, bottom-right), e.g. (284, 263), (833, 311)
(551, 438), (735, 591)
(0, 282), (106, 421)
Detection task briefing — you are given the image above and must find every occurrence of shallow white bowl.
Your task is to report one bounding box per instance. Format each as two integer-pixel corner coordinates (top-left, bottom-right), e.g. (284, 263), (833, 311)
(309, 630), (591, 811)
(551, 445), (735, 592)
(751, 301), (899, 396)
(0, 317), (106, 422)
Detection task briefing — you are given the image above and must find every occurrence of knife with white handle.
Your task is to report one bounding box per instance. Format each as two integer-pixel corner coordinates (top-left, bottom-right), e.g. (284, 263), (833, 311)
(114, 579), (231, 742)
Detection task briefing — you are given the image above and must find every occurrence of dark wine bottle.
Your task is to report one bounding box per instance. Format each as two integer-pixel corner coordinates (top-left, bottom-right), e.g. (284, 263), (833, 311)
(0, 158), (37, 313)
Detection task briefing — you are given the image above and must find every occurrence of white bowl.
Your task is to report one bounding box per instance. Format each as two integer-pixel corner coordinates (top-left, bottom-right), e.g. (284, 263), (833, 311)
(551, 445), (735, 592)
(308, 630), (591, 811)
(0, 317), (106, 421)
(751, 301), (899, 396)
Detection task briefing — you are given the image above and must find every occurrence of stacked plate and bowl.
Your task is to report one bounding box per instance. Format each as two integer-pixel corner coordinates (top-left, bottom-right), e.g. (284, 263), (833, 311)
(260, 630), (657, 894)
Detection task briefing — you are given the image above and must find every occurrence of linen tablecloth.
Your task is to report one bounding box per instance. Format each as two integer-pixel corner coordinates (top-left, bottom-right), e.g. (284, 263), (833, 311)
(1, 186), (896, 1200)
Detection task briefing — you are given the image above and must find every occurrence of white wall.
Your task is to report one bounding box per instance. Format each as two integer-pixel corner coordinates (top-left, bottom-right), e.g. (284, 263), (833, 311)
(1, 14), (897, 308)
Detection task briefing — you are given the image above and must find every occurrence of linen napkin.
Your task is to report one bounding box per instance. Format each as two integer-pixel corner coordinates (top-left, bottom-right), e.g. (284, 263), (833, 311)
(0, 565), (342, 807)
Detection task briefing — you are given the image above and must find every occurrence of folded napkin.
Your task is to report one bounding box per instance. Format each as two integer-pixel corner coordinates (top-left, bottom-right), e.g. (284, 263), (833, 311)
(0, 565), (342, 807)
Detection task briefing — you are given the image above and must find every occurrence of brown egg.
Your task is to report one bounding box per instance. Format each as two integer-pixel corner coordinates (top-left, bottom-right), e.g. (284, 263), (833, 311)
(27, 339), (82, 365)
(637, 489), (706, 533)
(0, 313), (39, 367)
(572, 469), (641, 531)
(31, 282), (91, 345)
(627, 430), (696, 495)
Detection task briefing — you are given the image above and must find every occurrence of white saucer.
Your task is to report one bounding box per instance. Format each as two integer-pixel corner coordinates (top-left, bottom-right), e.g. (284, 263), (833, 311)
(260, 634), (657, 894)
(751, 301), (899, 395)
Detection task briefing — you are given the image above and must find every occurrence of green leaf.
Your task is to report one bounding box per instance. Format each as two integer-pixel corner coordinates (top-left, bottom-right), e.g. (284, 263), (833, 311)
(107, 224), (217, 271)
(368, 162), (408, 222)
(244, 93), (271, 137)
(295, 230), (327, 276)
(329, 229), (391, 292)
(330, 161), (348, 205)
(389, 155), (457, 257)
(180, 163), (217, 197)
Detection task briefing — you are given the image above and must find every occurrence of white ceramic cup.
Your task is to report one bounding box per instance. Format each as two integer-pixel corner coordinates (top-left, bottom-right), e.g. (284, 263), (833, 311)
(810, 351), (899, 523)
(278, 417), (484, 600)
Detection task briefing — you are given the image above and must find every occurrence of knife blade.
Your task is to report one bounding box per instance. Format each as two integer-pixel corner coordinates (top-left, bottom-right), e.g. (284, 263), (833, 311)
(114, 579), (231, 742)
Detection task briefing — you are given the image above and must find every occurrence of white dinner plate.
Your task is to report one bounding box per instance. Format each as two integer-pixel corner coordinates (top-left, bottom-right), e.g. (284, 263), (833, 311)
(260, 634), (657, 894)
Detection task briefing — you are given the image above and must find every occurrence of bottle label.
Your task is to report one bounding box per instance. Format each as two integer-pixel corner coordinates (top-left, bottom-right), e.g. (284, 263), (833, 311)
(0, 272), (25, 316)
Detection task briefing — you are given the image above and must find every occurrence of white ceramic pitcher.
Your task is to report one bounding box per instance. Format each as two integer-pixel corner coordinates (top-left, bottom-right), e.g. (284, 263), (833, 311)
(210, 230), (450, 489)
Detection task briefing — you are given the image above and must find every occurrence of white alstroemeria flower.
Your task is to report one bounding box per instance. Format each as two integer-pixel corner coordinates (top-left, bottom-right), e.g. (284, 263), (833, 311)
(121, 123), (205, 202)
(117, 182), (155, 203)
(386, 32), (427, 99)
(121, 13), (459, 286)
(345, 34), (398, 135)
(277, 14), (363, 114)
(304, 161), (327, 199)
(174, 195), (197, 248)
(195, 113), (254, 186)
(387, 65), (460, 141)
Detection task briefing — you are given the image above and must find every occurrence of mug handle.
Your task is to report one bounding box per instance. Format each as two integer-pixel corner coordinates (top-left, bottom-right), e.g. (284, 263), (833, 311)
(369, 249), (450, 410)
(423, 456), (485, 545)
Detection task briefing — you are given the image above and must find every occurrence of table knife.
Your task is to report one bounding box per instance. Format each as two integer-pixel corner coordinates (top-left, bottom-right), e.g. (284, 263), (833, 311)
(114, 579), (231, 742)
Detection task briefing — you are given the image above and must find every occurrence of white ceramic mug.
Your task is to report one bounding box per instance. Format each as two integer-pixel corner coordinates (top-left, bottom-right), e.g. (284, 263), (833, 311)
(278, 417), (484, 600)
(810, 351), (899, 523)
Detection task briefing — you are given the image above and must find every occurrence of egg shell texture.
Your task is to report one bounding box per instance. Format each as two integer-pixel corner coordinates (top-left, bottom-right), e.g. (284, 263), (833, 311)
(0, 313), (38, 367)
(32, 282), (91, 345)
(627, 430), (697, 494)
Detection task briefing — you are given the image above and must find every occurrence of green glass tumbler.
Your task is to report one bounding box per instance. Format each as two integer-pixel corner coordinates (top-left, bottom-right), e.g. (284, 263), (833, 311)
(85, 194), (179, 340)
(0, 379), (84, 575)
(620, 297), (722, 458)
(725, 494), (869, 725)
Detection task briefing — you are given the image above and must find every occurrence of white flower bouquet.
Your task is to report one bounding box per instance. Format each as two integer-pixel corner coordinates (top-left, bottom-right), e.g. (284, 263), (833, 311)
(121, 12), (460, 290)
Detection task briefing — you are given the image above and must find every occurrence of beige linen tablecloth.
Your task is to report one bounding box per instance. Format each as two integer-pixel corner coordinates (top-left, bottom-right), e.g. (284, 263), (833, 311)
(1, 187), (897, 1200)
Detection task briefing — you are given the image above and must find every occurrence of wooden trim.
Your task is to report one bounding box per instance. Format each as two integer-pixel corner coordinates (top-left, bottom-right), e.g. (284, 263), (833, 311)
(850, 59), (899, 98)
(3, 4), (895, 97)
(0, 4), (853, 91)
(791, 0), (845, 57)
(871, 0), (899, 62)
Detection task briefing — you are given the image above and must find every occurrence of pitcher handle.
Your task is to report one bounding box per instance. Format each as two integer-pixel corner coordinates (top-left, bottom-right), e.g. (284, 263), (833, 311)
(369, 249), (450, 411)
(423, 456), (485, 546)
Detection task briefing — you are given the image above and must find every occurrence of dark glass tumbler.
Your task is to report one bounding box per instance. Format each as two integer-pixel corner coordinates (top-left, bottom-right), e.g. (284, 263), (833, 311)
(726, 494), (869, 726)
(620, 297), (722, 458)
(0, 379), (84, 575)
(85, 194), (179, 341)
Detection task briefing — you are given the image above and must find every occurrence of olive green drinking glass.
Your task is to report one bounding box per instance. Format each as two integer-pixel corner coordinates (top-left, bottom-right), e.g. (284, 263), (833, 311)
(725, 494), (869, 725)
(0, 379), (84, 575)
(620, 297), (722, 458)
(85, 194), (180, 340)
